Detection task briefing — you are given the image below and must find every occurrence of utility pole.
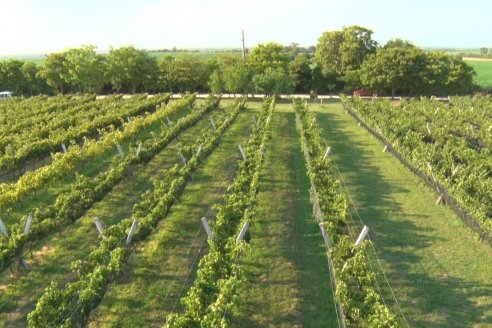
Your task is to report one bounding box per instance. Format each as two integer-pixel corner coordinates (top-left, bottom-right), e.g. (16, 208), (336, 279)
(242, 30), (246, 60)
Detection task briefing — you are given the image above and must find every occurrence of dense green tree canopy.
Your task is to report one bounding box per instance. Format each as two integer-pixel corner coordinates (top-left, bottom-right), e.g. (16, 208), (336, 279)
(315, 25), (378, 77)
(289, 54), (312, 93)
(360, 47), (476, 97)
(64, 45), (107, 93)
(39, 52), (70, 93)
(360, 47), (426, 97)
(0, 26), (482, 97)
(106, 46), (157, 93)
(249, 42), (290, 74)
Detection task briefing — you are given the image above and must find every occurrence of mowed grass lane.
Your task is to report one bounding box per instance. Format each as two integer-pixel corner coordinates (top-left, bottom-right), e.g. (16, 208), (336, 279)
(230, 101), (338, 327)
(0, 100), (222, 327)
(88, 101), (254, 327)
(315, 100), (492, 327)
(465, 60), (492, 88)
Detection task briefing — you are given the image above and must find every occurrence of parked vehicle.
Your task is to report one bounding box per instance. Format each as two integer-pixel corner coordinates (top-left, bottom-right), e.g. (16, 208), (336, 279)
(0, 91), (13, 100)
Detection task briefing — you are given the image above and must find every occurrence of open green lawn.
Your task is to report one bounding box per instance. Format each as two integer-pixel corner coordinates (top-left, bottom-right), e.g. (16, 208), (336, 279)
(314, 99), (492, 327)
(466, 60), (492, 88)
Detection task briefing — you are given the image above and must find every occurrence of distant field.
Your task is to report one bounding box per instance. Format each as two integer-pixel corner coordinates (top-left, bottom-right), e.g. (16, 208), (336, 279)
(147, 50), (241, 61)
(464, 59), (492, 88)
(0, 50), (241, 66)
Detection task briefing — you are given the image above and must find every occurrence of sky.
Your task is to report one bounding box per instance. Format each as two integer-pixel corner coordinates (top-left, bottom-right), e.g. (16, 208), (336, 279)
(1, 0), (491, 56)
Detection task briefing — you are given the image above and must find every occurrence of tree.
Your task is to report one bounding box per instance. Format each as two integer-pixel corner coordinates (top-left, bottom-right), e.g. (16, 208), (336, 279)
(106, 46), (158, 93)
(223, 62), (252, 95)
(248, 42), (289, 74)
(339, 26), (378, 72)
(360, 47), (476, 97)
(0, 60), (26, 95)
(208, 70), (225, 94)
(173, 54), (208, 92)
(315, 25), (377, 78)
(384, 38), (416, 49)
(158, 55), (178, 92)
(289, 54), (312, 93)
(445, 58), (476, 95)
(480, 47), (488, 56)
(64, 46), (107, 93)
(39, 52), (71, 93)
(22, 62), (47, 96)
(252, 67), (293, 96)
(359, 47), (426, 97)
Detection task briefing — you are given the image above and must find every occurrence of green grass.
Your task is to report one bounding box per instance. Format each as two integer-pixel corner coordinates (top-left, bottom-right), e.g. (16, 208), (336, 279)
(0, 103), (223, 327)
(87, 102), (254, 327)
(314, 99), (492, 327)
(230, 101), (338, 327)
(147, 50), (241, 61)
(465, 60), (492, 88)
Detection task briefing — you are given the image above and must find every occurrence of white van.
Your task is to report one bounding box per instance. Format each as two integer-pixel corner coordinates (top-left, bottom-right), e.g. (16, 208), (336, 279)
(0, 91), (13, 100)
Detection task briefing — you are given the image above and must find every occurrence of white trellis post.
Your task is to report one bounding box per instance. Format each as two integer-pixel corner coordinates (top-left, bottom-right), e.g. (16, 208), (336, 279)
(252, 116), (259, 130)
(125, 219), (139, 246)
(323, 146), (332, 159)
(355, 225), (369, 246)
(178, 150), (187, 166)
(236, 222), (250, 243)
(238, 144), (247, 161)
(136, 143), (142, 157)
(196, 144), (204, 157)
(201, 217), (213, 239)
(210, 117), (216, 131)
(0, 218), (8, 237)
(116, 143), (125, 158)
(93, 217), (105, 239)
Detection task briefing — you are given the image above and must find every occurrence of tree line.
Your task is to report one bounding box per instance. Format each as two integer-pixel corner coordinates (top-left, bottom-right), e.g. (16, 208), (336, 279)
(0, 26), (479, 97)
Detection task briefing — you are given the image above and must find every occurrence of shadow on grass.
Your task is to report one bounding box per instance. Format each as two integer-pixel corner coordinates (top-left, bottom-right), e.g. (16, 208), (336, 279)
(315, 107), (492, 327)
